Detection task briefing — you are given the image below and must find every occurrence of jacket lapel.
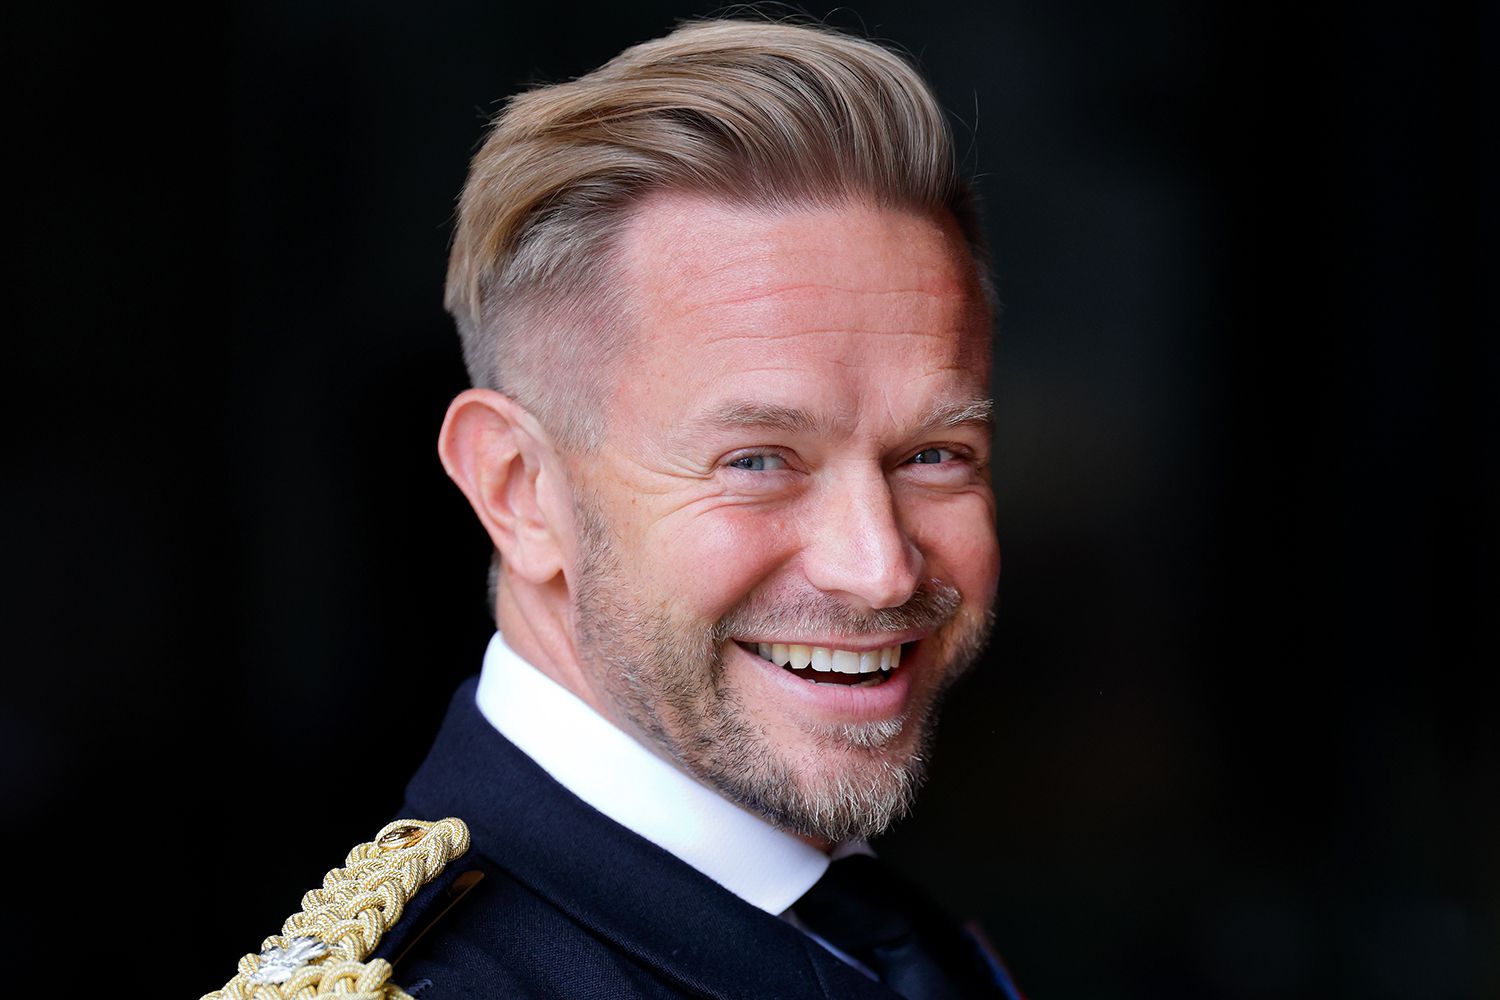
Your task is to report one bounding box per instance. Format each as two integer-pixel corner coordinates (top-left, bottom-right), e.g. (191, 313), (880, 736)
(403, 679), (896, 1000)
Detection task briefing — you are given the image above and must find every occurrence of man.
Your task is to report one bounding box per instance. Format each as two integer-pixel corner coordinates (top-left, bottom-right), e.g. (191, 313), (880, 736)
(208, 17), (1016, 1000)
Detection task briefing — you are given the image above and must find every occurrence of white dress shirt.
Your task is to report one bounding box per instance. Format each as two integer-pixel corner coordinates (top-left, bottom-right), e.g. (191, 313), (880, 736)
(474, 630), (862, 916)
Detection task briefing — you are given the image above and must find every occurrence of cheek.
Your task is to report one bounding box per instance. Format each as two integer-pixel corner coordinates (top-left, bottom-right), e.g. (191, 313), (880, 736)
(643, 506), (801, 618)
(907, 495), (1000, 599)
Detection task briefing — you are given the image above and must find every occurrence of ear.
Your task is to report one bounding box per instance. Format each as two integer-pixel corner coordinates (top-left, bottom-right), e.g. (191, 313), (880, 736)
(437, 389), (572, 586)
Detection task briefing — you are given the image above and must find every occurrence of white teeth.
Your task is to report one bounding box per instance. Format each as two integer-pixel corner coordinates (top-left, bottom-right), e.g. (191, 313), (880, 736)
(746, 640), (907, 675)
(830, 650), (860, 674)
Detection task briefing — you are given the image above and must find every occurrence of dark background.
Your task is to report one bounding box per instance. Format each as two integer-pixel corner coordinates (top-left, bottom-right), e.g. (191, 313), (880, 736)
(7, 2), (1492, 997)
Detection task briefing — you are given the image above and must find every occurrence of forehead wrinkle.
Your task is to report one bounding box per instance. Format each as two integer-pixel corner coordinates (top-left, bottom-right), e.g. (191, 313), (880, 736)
(699, 282), (962, 307)
(688, 327), (973, 349)
(654, 281), (967, 330)
(648, 246), (772, 297)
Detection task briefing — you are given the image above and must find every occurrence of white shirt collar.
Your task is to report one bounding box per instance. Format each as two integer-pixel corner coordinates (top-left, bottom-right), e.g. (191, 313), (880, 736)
(474, 630), (839, 916)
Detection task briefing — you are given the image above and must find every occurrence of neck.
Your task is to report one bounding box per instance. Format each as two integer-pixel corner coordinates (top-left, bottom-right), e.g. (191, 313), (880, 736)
(494, 569), (602, 717)
(798, 832), (836, 854)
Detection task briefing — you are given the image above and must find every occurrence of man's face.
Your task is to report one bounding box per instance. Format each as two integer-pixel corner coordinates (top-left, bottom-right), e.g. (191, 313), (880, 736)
(565, 194), (1000, 843)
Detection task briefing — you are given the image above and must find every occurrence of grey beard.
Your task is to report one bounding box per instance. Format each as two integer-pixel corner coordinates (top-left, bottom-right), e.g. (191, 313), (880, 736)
(571, 492), (993, 843)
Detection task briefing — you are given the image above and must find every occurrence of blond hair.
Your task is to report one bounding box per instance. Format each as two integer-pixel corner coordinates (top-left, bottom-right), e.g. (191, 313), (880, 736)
(445, 17), (990, 448)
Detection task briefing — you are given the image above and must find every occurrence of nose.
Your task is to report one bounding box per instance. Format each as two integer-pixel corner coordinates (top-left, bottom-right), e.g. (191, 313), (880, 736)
(803, 467), (923, 611)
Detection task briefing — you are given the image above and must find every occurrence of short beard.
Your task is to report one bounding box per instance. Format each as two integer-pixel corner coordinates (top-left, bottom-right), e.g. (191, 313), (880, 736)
(571, 493), (994, 843)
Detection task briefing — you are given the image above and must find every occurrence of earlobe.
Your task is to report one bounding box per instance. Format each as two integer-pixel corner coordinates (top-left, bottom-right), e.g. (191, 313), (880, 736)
(437, 389), (567, 585)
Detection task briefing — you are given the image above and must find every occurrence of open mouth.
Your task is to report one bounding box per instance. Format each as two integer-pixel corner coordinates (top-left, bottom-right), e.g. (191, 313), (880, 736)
(735, 640), (911, 686)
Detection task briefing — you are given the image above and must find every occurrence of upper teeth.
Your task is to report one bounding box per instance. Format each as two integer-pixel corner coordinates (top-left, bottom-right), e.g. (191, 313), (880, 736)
(754, 642), (902, 674)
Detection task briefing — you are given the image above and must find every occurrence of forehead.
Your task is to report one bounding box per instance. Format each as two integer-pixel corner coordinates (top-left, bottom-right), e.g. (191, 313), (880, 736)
(607, 194), (991, 430)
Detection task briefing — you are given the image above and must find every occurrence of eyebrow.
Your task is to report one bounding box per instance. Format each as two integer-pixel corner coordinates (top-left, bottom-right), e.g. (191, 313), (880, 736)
(702, 400), (830, 435)
(696, 396), (994, 436)
(920, 397), (994, 431)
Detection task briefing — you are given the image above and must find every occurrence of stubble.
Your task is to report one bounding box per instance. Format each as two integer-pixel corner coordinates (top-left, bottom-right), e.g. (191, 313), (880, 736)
(570, 493), (994, 842)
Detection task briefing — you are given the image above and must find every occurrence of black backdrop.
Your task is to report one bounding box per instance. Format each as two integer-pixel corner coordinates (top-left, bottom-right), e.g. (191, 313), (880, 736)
(7, 3), (1492, 998)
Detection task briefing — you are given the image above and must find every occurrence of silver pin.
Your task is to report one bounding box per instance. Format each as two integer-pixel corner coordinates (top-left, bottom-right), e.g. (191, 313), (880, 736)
(247, 936), (330, 984)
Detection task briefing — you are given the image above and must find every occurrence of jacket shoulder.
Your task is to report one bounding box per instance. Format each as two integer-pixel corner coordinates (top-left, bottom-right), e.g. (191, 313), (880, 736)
(201, 817), (472, 1000)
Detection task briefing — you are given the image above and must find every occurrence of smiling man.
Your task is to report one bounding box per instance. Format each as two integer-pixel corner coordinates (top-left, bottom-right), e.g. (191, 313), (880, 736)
(548, 195), (1000, 852)
(208, 17), (1016, 1000)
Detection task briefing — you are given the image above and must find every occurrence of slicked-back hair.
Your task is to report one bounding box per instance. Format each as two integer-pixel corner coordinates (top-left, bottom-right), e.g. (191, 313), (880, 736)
(445, 17), (991, 449)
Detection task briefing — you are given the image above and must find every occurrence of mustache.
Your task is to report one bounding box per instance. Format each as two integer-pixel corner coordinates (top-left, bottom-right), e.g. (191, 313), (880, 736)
(710, 578), (962, 644)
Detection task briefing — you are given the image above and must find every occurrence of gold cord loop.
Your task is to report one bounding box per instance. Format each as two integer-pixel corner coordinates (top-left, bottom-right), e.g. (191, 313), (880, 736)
(203, 817), (471, 1000)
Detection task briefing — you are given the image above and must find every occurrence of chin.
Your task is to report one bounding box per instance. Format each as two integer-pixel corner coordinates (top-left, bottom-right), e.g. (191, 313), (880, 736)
(692, 706), (940, 843)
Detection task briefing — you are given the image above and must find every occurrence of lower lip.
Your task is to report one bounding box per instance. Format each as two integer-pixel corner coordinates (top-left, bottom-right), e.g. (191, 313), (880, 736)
(727, 641), (917, 722)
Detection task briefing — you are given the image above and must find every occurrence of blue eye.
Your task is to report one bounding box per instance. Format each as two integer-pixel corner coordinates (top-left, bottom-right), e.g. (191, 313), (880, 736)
(910, 448), (953, 465)
(728, 454), (787, 472)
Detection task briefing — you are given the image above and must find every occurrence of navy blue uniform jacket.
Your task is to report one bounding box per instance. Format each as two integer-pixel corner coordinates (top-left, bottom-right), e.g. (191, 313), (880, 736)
(376, 679), (1016, 999)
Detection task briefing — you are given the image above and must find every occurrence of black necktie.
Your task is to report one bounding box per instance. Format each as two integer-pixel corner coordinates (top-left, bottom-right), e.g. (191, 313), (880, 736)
(794, 855), (1003, 999)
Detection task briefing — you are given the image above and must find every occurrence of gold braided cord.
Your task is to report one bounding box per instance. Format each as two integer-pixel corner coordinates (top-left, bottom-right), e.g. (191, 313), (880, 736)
(203, 817), (471, 1000)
